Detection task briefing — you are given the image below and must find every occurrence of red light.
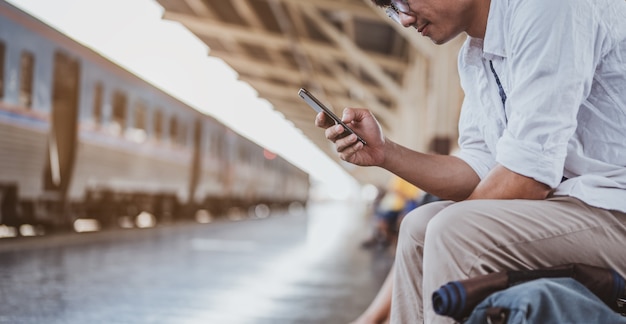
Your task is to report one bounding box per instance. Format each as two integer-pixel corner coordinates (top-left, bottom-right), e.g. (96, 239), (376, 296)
(263, 149), (277, 160)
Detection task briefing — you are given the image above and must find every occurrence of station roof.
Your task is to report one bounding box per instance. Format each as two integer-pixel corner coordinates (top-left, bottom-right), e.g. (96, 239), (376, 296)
(156, 0), (465, 185)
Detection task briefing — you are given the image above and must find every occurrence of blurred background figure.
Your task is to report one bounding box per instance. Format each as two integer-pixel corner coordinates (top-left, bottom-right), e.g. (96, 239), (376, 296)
(360, 176), (422, 251)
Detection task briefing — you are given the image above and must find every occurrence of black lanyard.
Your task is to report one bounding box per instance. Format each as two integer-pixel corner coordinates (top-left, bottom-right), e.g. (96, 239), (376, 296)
(489, 60), (508, 123)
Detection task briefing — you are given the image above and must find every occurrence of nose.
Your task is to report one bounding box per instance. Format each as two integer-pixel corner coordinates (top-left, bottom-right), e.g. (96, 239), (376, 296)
(398, 11), (417, 28)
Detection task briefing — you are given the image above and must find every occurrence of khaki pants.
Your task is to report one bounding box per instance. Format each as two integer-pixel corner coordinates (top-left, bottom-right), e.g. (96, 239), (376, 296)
(389, 196), (626, 324)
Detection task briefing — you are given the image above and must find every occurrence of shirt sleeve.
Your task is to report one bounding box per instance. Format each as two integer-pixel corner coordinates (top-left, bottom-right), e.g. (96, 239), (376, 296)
(456, 98), (496, 180)
(455, 39), (496, 180)
(495, 0), (600, 188)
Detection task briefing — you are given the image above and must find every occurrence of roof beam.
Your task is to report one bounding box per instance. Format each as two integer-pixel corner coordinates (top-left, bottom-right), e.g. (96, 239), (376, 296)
(161, 11), (408, 73)
(318, 59), (395, 123)
(183, 0), (216, 18)
(274, 0), (380, 20)
(213, 51), (393, 101)
(300, 4), (404, 99)
(231, 0), (286, 66)
(182, 0), (246, 59)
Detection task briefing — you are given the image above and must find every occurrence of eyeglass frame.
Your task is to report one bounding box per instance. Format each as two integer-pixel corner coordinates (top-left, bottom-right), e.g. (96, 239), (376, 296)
(390, 0), (410, 13)
(385, 0), (412, 26)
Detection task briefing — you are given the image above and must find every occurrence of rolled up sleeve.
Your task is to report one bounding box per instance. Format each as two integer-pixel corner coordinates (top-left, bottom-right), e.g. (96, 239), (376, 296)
(494, 0), (598, 188)
(456, 100), (496, 181)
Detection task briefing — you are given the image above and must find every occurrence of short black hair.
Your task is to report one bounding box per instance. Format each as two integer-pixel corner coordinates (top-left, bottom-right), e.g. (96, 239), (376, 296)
(371, 0), (391, 7)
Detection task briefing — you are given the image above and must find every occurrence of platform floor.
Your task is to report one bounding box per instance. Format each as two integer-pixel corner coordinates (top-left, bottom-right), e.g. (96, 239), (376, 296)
(0, 201), (394, 324)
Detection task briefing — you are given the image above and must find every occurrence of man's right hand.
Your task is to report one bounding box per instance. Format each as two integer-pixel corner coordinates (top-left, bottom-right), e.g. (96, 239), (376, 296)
(315, 107), (386, 167)
(316, 107), (481, 201)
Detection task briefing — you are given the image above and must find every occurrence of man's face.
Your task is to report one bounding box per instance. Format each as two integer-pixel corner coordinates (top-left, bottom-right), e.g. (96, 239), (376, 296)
(398, 0), (474, 44)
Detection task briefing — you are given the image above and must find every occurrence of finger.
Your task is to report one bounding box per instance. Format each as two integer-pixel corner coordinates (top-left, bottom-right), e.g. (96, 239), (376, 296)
(334, 132), (360, 153)
(341, 107), (366, 124)
(325, 124), (347, 142)
(338, 138), (364, 161)
(341, 108), (355, 123)
(315, 112), (335, 128)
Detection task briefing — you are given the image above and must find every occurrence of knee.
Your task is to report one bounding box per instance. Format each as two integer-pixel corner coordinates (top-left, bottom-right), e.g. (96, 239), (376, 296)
(426, 203), (462, 233)
(398, 208), (428, 243)
(398, 200), (450, 244)
(423, 201), (492, 259)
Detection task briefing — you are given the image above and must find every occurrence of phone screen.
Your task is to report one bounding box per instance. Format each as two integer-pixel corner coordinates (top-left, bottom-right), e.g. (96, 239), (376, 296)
(298, 88), (367, 145)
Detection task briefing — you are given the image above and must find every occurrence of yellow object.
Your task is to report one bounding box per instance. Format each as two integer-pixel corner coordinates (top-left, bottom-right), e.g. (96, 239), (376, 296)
(388, 176), (421, 200)
(379, 176), (422, 211)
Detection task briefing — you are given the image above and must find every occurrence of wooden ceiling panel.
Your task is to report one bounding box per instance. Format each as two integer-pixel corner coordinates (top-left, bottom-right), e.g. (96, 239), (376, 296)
(156, 0), (464, 185)
(206, 1), (246, 25)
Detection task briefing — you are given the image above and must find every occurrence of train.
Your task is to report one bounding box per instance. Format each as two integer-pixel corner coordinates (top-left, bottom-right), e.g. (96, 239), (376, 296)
(0, 1), (310, 234)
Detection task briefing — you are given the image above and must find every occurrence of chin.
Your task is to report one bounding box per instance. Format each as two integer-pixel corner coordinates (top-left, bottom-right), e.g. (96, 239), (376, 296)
(426, 36), (446, 45)
(430, 38), (446, 45)
(431, 34), (457, 45)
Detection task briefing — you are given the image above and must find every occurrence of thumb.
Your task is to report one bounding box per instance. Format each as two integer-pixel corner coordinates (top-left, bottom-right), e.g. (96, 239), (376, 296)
(342, 107), (366, 123)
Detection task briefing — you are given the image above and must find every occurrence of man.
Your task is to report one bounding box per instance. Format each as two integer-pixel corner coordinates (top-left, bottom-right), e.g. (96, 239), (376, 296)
(316, 0), (626, 323)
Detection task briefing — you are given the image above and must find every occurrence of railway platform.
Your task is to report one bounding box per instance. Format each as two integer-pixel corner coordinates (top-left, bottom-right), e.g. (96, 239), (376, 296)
(0, 200), (393, 324)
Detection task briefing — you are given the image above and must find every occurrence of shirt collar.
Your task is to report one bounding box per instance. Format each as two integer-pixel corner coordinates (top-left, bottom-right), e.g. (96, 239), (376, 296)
(482, 0), (507, 58)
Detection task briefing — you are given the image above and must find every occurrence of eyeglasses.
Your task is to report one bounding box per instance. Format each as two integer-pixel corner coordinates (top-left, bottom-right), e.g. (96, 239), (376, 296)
(391, 0), (410, 13)
(385, 0), (411, 25)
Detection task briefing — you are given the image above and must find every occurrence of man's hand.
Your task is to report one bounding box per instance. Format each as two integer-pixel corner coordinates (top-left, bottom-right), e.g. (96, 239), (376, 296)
(315, 108), (386, 167)
(314, 107), (486, 201)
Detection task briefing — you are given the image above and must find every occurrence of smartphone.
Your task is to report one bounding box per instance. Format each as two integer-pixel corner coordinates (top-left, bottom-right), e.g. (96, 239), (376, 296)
(298, 88), (367, 145)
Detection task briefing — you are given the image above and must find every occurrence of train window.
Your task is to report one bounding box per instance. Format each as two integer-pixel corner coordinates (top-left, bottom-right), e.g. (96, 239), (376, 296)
(19, 51), (35, 108)
(127, 100), (147, 143)
(177, 120), (187, 146)
(110, 91), (127, 136)
(211, 131), (224, 156)
(154, 109), (163, 142)
(0, 42), (5, 98)
(134, 102), (146, 131)
(238, 146), (246, 163)
(92, 82), (103, 125)
(169, 116), (178, 146)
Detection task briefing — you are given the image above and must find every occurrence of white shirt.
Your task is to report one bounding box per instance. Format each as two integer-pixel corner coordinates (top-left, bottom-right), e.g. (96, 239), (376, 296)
(455, 0), (626, 212)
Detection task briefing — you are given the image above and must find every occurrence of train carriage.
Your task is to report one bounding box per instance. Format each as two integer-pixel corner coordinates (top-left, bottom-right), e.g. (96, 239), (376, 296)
(0, 1), (309, 233)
